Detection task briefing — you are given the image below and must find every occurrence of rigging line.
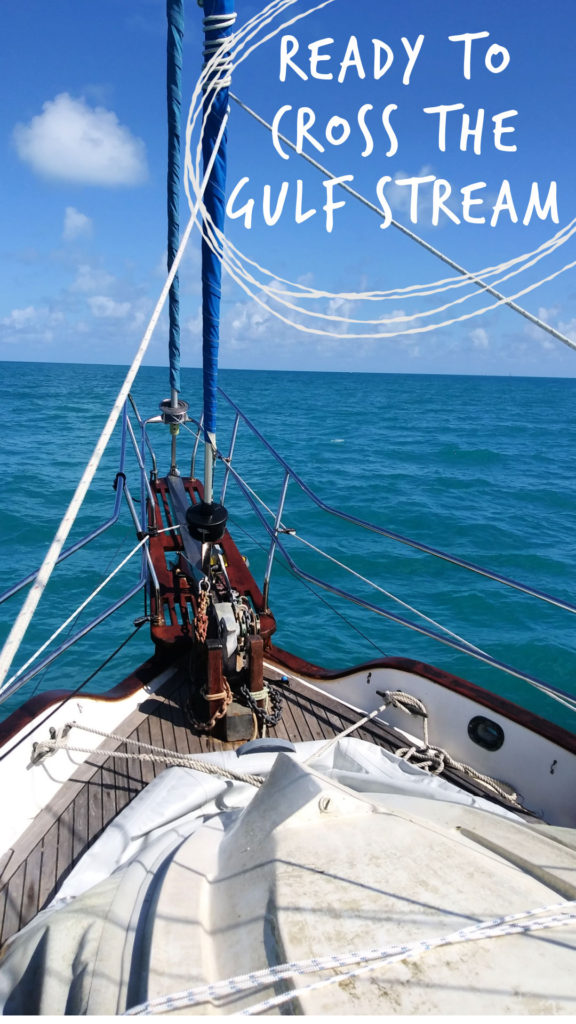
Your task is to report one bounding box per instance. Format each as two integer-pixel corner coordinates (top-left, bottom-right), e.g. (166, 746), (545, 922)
(218, 388), (576, 618)
(29, 532), (129, 697)
(219, 453), (576, 712)
(0, 111), (231, 693)
(276, 550), (576, 715)
(186, 10), (576, 337)
(188, 0), (538, 299)
(228, 93), (576, 352)
(189, 107), (575, 311)
(184, 0), (334, 221)
(0, 536), (150, 696)
(289, 530), (485, 655)
(28, 549), (126, 697)
(201, 210), (576, 308)
(0, 624), (144, 764)
(125, 901), (576, 1015)
(227, 514), (389, 658)
(222, 458), (480, 652)
(236, 910), (576, 1016)
(190, 80), (576, 300)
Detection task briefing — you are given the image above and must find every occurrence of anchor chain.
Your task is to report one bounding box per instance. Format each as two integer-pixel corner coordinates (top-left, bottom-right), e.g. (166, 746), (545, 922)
(194, 581), (210, 645)
(240, 682), (284, 728)
(184, 657), (233, 732)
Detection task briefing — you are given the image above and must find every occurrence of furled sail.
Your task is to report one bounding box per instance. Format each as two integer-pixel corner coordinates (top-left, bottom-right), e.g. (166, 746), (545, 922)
(166, 0), (184, 397)
(201, 0), (235, 501)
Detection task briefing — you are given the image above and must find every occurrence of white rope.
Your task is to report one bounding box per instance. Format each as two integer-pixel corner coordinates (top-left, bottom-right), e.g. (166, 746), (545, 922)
(37, 721), (264, 787)
(304, 699), (390, 761)
(195, 112), (576, 333)
(0, 524), (181, 700)
(223, 95), (576, 305)
(123, 899), (576, 1015)
(202, 11), (237, 88)
(236, 903), (576, 1015)
(183, 0), (576, 349)
(234, 217), (576, 301)
(211, 234), (576, 342)
(291, 529), (576, 713)
(304, 687), (519, 804)
(215, 218), (575, 327)
(0, 111), (230, 693)
(0, 536), (148, 698)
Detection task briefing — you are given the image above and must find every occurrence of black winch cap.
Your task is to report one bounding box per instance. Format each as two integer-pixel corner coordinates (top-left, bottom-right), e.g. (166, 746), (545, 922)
(186, 501), (229, 543)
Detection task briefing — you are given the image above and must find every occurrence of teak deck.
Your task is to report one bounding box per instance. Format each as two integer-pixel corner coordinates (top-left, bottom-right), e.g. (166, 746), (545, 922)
(0, 669), (401, 950)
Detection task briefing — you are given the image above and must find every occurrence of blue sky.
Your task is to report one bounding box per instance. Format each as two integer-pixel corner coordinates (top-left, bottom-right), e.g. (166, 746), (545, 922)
(1, 0), (575, 376)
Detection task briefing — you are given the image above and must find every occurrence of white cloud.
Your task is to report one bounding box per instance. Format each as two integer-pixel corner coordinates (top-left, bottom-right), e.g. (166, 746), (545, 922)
(70, 264), (115, 294)
(525, 306), (576, 349)
(386, 165), (436, 219)
(63, 206), (92, 241)
(557, 316), (576, 343)
(88, 296), (131, 318)
(229, 298), (273, 340)
(13, 93), (148, 186)
(2, 306), (38, 329)
(1, 305), (64, 344)
(470, 327), (489, 349)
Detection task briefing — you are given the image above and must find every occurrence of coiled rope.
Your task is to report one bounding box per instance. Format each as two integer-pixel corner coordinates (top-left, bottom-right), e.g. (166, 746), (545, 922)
(381, 689), (519, 803)
(303, 687), (521, 807)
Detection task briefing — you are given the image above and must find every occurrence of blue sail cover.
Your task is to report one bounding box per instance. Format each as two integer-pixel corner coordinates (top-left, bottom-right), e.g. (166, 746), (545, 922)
(201, 0), (235, 437)
(167, 0), (183, 395)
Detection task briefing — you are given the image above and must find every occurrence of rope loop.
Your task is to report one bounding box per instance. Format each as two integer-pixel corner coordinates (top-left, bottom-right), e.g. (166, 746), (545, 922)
(202, 11), (237, 90)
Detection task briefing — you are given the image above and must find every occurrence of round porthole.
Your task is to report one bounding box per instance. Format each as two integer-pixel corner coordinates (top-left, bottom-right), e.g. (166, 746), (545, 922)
(468, 716), (505, 752)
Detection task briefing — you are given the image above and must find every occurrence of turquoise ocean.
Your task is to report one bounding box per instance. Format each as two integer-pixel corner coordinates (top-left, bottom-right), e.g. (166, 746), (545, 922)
(1, 361), (576, 732)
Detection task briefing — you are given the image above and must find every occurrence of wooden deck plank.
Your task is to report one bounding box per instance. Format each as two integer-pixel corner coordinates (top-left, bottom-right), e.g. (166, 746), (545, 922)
(113, 744), (131, 817)
(99, 750), (119, 837)
(275, 689), (306, 743)
(146, 703), (169, 781)
(285, 691), (325, 742)
(56, 802), (74, 891)
(1, 862), (26, 946)
(158, 697), (178, 759)
(132, 716), (157, 787)
(20, 840), (44, 928)
(127, 726), (146, 792)
(38, 821), (59, 909)
(72, 779), (90, 865)
(87, 767), (104, 850)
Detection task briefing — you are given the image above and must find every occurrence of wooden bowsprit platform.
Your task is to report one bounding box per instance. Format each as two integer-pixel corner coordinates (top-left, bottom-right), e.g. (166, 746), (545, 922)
(146, 476), (276, 650)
